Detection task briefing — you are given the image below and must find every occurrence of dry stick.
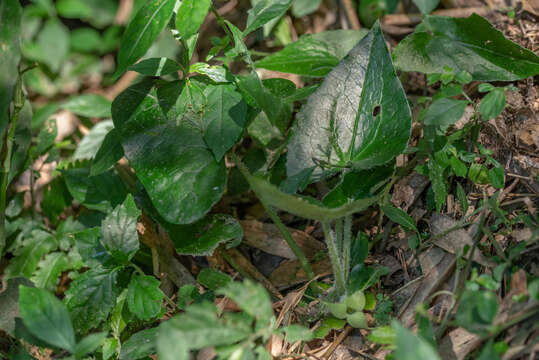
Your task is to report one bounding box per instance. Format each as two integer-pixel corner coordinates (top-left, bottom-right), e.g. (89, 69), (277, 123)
(322, 325), (353, 359)
(383, 6), (490, 26)
(341, 0), (361, 29)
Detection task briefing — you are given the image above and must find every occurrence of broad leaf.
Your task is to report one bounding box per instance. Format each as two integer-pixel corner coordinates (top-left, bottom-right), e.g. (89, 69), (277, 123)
(291, 0), (322, 17)
(244, 0), (293, 35)
(166, 214), (243, 256)
(91, 128), (124, 176)
(217, 280), (274, 325)
(22, 18), (69, 72)
(114, 0), (176, 78)
(65, 267), (120, 334)
(412, 0), (439, 14)
(120, 328), (158, 360)
(19, 286), (76, 352)
(73, 332), (107, 359)
(393, 14), (539, 81)
(128, 57), (182, 76)
(112, 79), (226, 224)
(197, 268), (232, 291)
(127, 275), (164, 321)
(348, 265), (390, 293)
(423, 98), (467, 138)
(175, 0), (211, 40)
(63, 165), (128, 213)
(101, 194), (141, 263)
(0, 0), (22, 150)
(71, 227), (110, 267)
(287, 23), (411, 182)
(479, 89), (506, 120)
(63, 95), (112, 118)
(31, 252), (70, 291)
(4, 230), (57, 280)
(456, 290), (498, 336)
(392, 321), (441, 360)
(157, 302), (250, 360)
(202, 84), (248, 160)
(255, 30), (368, 77)
(381, 204), (417, 232)
(74, 120), (114, 160)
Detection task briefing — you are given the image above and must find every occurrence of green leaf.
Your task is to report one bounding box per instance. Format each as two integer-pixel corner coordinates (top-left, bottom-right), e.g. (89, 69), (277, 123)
(56, 0), (117, 28)
(479, 88), (506, 120)
(350, 232), (369, 270)
(35, 118), (57, 156)
(41, 177), (71, 226)
(63, 95), (112, 118)
(456, 290), (498, 336)
(71, 227), (109, 267)
(217, 280), (274, 326)
(0, 278), (33, 336)
(456, 182), (468, 215)
(286, 23), (411, 182)
(450, 156), (467, 177)
(129, 57), (182, 76)
(255, 30), (368, 77)
(313, 317), (346, 339)
(202, 84), (248, 160)
(197, 268), (232, 291)
(190, 63), (231, 83)
(19, 286), (76, 352)
(412, 0), (439, 14)
(381, 204), (417, 232)
(282, 324), (313, 342)
(4, 230), (57, 280)
(428, 160), (448, 212)
(70, 28), (102, 53)
(91, 128), (124, 176)
(22, 18), (69, 72)
(127, 275), (164, 321)
(348, 265), (390, 293)
(120, 328), (158, 360)
(63, 165), (128, 213)
(368, 325), (396, 345)
(114, 0), (176, 78)
(112, 79), (226, 224)
(101, 194), (141, 263)
(488, 166), (504, 189)
(468, 163), (488, 185)
(393, 14), (539, 81)
(244, 0), (293, 35)
(392, 320), (441, 360)
(9, 100), (32, 182)
(65, 267), (119, 334)
(31, 252), (70, 292)
(423, 98), (467, 136)
(0, 0), (22, 151)
(175, 0), (211, 40)
(74, 120), (114, 160)
(291, 0), (322, 17)
(73, 332), (107, 359)
(157, 302), (250, 360)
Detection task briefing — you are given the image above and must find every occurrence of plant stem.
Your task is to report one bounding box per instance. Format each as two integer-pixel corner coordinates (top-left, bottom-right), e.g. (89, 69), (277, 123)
(231, 152), (314, 279)
(322, 221), (346, 297)
(335, 217), (343, 255)
(342, 215), (353, 283)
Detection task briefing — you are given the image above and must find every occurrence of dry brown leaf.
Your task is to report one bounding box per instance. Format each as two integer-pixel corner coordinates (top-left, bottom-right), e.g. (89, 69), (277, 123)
(391, 173), (430, 211)
(438, 327), (482, 360)
(270, 258), (332, 289)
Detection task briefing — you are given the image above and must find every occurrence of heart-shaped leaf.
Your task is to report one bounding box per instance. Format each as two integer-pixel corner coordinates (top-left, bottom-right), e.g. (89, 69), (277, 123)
(286, 23), (411, 182)
(393, 14), (539, 81)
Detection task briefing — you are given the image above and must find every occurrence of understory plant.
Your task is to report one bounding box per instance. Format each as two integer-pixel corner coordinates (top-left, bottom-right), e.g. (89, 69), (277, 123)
(1, 0), (539, 359)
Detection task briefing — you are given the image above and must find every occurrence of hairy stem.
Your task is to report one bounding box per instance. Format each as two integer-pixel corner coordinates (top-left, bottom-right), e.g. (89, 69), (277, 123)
(343, 215), (353, 283)
(323, 221), (346, 296)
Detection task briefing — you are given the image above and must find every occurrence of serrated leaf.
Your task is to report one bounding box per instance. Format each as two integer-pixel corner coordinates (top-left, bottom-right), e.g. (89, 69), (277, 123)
(31, 252), (70, 292)
(202, 84), (247, 160)
(157, 302), (250, 360)
(101, 194), (141, 263)
(287, 23), (411, 182)
(65, 267), (119, 334)
(112, 79), (226, 224)
(63, 95), (112, 118)
(0, 0), (22, 151)
(244, 0), (293, 35)
(120, 328), (158, 360)
(74, 120), (114, 160)
(255, 30), (368, 77)
(393, 14), (539, 81)
(166, 214), (243, 256)
(91, 128), (124, 176)
(71, 227), (109, 266)
(393, 320), (441, 360)
(127, 275), (164, 321)
(19, 286), (76, 352)
(114, 0), (176, 78)
(129, 57), (182, 76)
(4, 230), (57, 280)
(175, 0), (211, 40)
(217, 280), (274, 325)
(381, 204), (417, 232)
(282, 324), (313, 342)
